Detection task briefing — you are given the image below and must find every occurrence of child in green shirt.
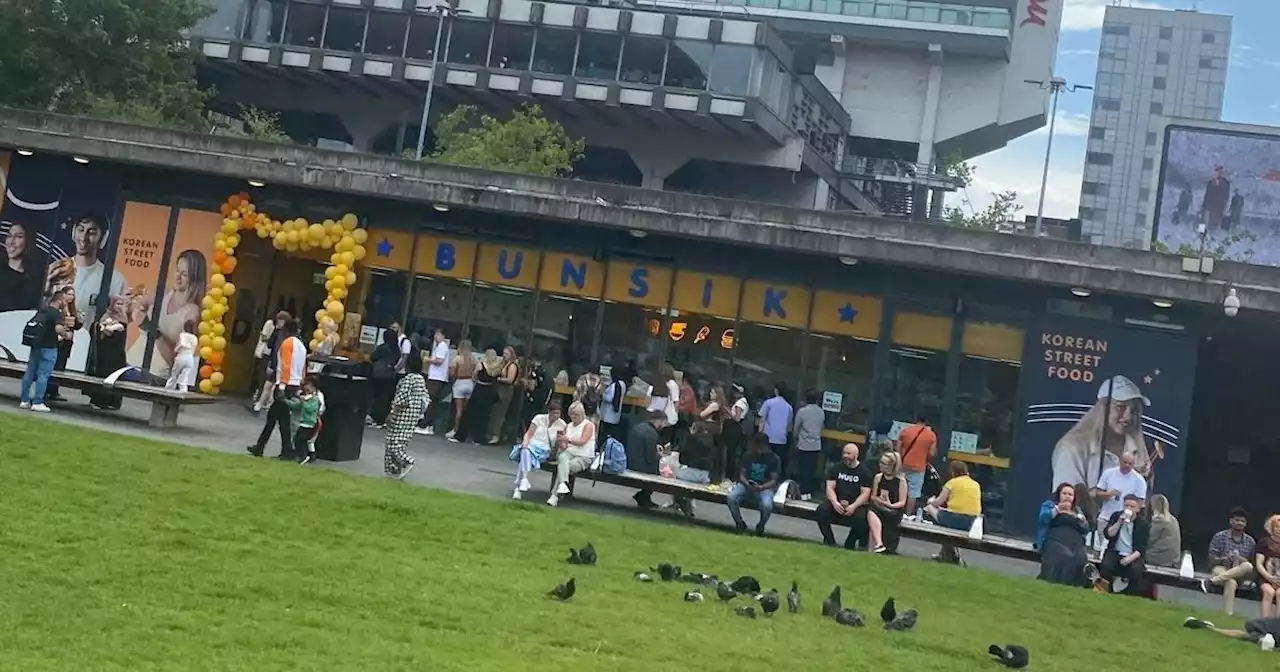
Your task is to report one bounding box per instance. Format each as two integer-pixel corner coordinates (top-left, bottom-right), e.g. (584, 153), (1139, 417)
(285, 377), (323, 464)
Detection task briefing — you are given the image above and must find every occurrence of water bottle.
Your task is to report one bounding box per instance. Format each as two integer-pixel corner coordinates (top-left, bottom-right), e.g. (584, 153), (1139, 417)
(1179, 550), (1195, 579)
(968, 515), (984, 541)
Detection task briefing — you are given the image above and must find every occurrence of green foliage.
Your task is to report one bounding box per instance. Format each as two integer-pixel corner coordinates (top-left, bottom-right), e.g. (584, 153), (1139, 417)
(213, 105), (291, 143)
(935, 154), (1023, 231)
(1151, 228), (1258, 262)
(425, 104), (585, 176)
(0, 0), (211, 129)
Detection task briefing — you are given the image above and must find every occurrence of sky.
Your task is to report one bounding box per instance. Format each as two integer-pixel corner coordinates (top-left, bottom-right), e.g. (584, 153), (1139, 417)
(963, 0), (1278, 221)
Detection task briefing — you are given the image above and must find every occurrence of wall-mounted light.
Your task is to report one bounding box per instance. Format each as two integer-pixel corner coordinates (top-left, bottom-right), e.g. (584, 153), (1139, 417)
(1070, 287), (1092, 298)
(432, 203), (450, 212)
(16, 149), (33, 157)
(72, 156), (90, 164)
(629, 229), (647, 239)
(1152, 299), (1174, 309)
(247, 179), (266, 188)
(1223, 287), (1240, 317)
(839, 256), (858, 266)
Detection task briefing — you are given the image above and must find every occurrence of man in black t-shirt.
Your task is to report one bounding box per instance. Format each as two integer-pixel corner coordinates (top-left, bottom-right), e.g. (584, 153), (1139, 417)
(815, 443), (873, 550)
(19, 290), (70, 413)
(727, 434), (781, 536)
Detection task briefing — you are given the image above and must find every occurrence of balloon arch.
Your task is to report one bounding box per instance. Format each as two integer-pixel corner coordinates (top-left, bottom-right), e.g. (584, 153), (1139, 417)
(195, 192), (369, 394)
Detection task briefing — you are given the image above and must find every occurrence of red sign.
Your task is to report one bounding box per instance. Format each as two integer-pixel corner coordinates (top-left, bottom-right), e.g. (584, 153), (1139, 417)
(1021, 0), (1049, 27)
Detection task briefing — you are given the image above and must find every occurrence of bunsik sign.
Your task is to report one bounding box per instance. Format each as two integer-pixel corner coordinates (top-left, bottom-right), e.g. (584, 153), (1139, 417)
(1022, 0), (1050, 27)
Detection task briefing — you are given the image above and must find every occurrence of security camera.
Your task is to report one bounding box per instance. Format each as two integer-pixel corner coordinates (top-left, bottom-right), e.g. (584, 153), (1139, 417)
(1224, 287), (1240, 318)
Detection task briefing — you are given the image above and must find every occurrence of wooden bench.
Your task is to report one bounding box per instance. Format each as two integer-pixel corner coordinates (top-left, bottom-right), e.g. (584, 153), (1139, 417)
(0, 355), (220, 428)
(538, 462), (1213, 590)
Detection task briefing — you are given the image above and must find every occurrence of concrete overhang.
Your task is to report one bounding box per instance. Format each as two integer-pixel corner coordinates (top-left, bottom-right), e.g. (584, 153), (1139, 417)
(3, 108), (1279, 314)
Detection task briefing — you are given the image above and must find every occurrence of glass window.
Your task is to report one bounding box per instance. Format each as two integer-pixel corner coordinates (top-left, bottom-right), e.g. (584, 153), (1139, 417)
(1159, 26), (1173, 39)
(1156, 52), (1169, 65)
(1146, 131), (1157, 145)
(1150, 102), (1163, 115)
(1153, 76), (1166, 90)
(365, 11), (409, 56)
(620, 35), (666, 85)
(1086, 152), (1113, 166)
(196, 0), (248, 38)
(709, 45), (753, 95)
(532, 27), (577, 76)
(447, 20), (491, 66)
(664, 40), (712, 90)
(243, 0), (286, 42)
(530, 294), (599, 384)
(1102, 25), (1129, 36)
(360, 270), (410, 351)
(1089, 126), (1106, 140)
(878, 312), (950, 426)
(1199, 57), (1214, 69)
(405, 14), (442, 60)
(490, 24), (534, 70)
(282, 1), (326, 46)
(805, 334), (875, 436)
(665, 313), (736, 390)
(405, 276), (471, 346)
(1143, 157), (1154, 170)
(464, 282), (535, 356)
(1202, 32), (1215, 44)
(598, 302), (665, 386)
(576, 32), (622, 80)
(732, 322), (805, 409)
(952, 321), (1023, 461)
(323, 7), (366, 52)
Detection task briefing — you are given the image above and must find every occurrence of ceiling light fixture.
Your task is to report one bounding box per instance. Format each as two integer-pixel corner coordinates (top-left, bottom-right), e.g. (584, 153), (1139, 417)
(247, 178), (266, 188)
(838, 256), (858, 266)
(72, 156), (90, 164)
(629, 229), (647, 239)
(16, 149), (33, 157)
(1152, 299), (1174, 309)
(432, 203), (450, 212)
(1070, 287), (1092, 298)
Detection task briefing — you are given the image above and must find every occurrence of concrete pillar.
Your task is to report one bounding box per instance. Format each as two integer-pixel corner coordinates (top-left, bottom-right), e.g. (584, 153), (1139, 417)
(341, 111), (399, 153)
(930, 188), (945, 219)
(916, 44), (944, 166)
(629, 149), (689, 190)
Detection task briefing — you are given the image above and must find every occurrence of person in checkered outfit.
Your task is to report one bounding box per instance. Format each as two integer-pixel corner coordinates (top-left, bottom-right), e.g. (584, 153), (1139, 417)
(384, 354), (428, 479)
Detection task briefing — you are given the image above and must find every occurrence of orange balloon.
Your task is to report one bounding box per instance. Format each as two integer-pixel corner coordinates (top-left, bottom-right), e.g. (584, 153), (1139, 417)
(221, 260), (236, 275)
(228, 194), (242, 208)
(206, 351), (224, 367)
(220, 203), (233, 217)
(199, 365), (213, 379)
(213, 250), (228, 265)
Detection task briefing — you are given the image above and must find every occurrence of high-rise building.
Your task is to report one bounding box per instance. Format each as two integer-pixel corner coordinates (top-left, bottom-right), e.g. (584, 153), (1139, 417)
(1079, 5), (1231, 248)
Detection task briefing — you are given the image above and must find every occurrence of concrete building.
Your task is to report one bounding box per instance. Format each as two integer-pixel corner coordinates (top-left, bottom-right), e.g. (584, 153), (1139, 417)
(1079, 5), (1231, 248)
(189, 0), (1063, 216)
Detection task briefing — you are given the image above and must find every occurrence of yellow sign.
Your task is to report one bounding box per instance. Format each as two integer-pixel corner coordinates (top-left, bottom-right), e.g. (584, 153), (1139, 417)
(475, 243), (540, 288)
(892, 312), (952, 351)
(539, 252), (604, 298)
(671, 270), (741, 318)
(365, 229), (415, 271)
(413, 234), (477, 280)
(605, 261), (673, 308)
(740, 280), (810, 328)
(810, 291), (882, 340)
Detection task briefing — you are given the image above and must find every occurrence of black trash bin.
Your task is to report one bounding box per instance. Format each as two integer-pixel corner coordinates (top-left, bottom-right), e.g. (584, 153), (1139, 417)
(315, 360), (371, 462)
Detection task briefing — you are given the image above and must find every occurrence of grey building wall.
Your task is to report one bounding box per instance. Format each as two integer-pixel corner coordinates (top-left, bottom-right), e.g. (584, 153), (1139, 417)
(1079, 6), (1231, 248)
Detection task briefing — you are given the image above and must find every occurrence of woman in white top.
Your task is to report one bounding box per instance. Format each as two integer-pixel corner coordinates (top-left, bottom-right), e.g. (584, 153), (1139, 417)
(646, 363), (681, 435)
(512, 401), (566, 501)
(548, 401), (597, 507)
(166, 321), (199, 391)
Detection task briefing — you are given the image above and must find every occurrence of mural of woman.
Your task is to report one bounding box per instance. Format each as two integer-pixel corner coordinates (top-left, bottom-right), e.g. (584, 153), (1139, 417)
(129, 249), (207, 375)
(0, 222), (40, 312)
(1050, 375), (1153, 491)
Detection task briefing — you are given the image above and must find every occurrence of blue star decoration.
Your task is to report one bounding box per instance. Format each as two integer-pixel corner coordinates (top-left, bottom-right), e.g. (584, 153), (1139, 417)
(375, 238), (393, 257)
(837, 303), (857, 323)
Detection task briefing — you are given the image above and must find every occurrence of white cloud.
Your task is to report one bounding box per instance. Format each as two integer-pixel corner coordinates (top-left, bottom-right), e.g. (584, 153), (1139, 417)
(1029, 110), (1093, 137)
(948, 134), (1087, 222)
(1061, 0), (1172, 32)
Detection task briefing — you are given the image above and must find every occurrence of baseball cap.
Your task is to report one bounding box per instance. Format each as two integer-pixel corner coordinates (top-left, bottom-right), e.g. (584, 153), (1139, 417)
(1097, 375), (1150, 406)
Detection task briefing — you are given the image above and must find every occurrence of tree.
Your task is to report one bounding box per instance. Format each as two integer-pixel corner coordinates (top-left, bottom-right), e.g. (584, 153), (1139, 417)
(424, 104), (585, 177)
(212, 105), (291, 143)
(936, 152), (1023, 231)
(1150, 228), (1257, 262)
(0, 0), (211, 129)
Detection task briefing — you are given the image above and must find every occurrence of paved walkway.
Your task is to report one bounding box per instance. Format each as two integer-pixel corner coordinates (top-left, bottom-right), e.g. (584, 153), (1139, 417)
(0, 379), (1254, 618)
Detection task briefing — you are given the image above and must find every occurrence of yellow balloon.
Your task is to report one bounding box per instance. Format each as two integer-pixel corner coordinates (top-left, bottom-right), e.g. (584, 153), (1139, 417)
(200, 309), (213, 322)
(320, 236), (334, 250)
(285, 242), (299, 252)
(198, 321), (212, 335)
(320, 315), (336, 328)
(213, 323), (226, 336)
(309, 339), (321, 351)
(341, 213), (358, 230)
(353, 245), (367, 261)
(330, 253), (343, 266)
(200, 346), (213, 360)
(352, 229), (368, 244)
(299, 240), (313, 252)
(327, 301), (343, 316)
(285, 230), (299, 244)
(199, 379), (214, 393)
(214, 239), (227, 252)
(215, 231), (228, 243)
(333, 287), (348, 300)
(337, 252), (354, 267)
(211, 303), (226, 318)
(227, 234), (241, 249)
(324, 266), (338, 280)
(272, 235), (285, 249)
(327, 222), (343, 237)
(198, 334), (212, 348)
(338, 237), (355, 252)
(257, 227), (270, 239)
(331, 274), (348, 289)
(212, 336), (227, 351)
(211, 274), (226, 288)
(209, 287), (223, 301)
(223, 283), (237, 297)
(309, 223), (325, 239)
(324, 280), (335, 293)
(201, 296), (214, 309)
(333, 264), (349, 277)
(211, 372), (225, 387)
(313, 328), (325, 341)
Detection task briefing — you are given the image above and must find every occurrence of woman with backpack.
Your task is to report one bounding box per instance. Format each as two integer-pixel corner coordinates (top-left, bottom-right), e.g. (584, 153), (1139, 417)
(573, 365), (605, 422)
(600, 366), (629, 444)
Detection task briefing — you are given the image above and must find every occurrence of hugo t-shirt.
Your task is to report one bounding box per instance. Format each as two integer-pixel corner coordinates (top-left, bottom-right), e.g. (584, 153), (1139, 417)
(826, 460), (872, 503)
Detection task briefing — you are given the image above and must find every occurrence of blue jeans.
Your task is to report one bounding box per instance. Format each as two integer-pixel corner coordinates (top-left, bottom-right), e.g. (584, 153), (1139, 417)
(727, 482), (775, 531)
(20, 347), (57, 404)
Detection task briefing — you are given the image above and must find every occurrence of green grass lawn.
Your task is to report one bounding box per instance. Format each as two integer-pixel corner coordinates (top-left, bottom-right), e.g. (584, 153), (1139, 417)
(0, 413), (1264, 671)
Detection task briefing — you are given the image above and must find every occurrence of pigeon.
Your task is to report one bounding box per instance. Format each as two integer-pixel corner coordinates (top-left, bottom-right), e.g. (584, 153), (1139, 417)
(633, 571), (653, 582)
(578, 543), (597, 565)
(833, 608), (866, 627)
(884, 607), (917, 631)
(701, 574), (719, 587)
(988, 645), (1029, 669)
(880, 597), (896, 624)
(731, 576), (761, 595)
(549, 578), (576, 601)
(821, 586), (842, 618)
(716, 581), (738, 603)
(567, 548), (582, 564)
(654, 563), (681, 582)
(757, 589), (780, 616)
(683, 590), (705, 603)
(787, 581), (800, 614)
(681, 572), (715, 585)
(734, 605), (757, 619)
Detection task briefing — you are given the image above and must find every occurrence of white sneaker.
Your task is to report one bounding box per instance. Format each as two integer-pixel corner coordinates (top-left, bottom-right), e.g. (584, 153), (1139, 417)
(18, 402), (30, 410)
(252, 402), (261, 413)
(426, 426), (435, 436)
(800, 494), (812, 502)
(546, 495), (559, 507)
(555, 482), (571, 495)
(519, 477), (532, 492)
(30, 404), (51, 413)
(1260, 634), (1275, 651)
(413, 427), (430, 436)
(445, 430), (456, 439)
(512, 489), (523, 500)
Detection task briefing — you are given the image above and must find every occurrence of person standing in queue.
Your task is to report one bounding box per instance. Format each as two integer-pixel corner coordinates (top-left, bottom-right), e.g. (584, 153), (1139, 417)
(757, 383), (793, 481)
(245, 318), (306, 459)
(486, 346), (520, 445)
(896, 416), (937, 517)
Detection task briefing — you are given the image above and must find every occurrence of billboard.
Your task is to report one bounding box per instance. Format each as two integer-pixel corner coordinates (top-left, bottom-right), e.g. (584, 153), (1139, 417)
(1152, 124), (1280, 265)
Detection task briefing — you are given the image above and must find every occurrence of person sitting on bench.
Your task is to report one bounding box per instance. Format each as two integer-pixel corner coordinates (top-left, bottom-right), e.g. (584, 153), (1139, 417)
(868, 450), (908, 553)
(815, 442), (873, 550)
(1100, 494), (1149, 597)
(924, 460), (983, 565)
(727, 434), (781, 537)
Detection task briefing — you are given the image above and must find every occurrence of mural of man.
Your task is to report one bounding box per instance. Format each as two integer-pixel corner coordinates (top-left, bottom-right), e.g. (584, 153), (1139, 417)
(45, 213), (125, 321)
(1200, 165), (1231, 231)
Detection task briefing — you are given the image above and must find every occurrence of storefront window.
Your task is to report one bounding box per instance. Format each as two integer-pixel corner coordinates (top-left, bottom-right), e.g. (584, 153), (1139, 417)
(405, 14), (442, 60)
(620, 35), (666, 85)
(664, 39), (712, 89)
(464, 282), (535, 356)
(532, 27), (577, 76)
(665, 312), (736, 390)
(805, 334), (875, 435)
(951, 321), (1024, 460)
(530, 294), (598, 383)
(576, 32), (622, 80)
(447, 20), (491, 66)
(404, 275), (472, 346)
(732, 322), (805, 406)
(878, 312), (951, 427)
(282, 1), (325, 47)
(490, 24), (535, 70)
(597, 302), (664, 387)
(323, 6), (366, 52)
(365, 11), (409, 56)
(360, 270), (410, 348)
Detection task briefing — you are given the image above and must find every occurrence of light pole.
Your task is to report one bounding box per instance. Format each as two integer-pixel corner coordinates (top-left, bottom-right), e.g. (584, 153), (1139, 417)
(415, 0), (467, 160)
(1025, 77), (1092, 236)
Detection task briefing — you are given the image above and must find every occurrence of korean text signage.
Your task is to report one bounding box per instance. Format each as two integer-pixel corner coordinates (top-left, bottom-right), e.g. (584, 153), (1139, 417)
(1006, 316), (1197, 536)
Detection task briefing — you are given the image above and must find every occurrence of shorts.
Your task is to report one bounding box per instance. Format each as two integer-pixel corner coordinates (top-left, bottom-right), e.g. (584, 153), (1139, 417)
(1246, 617), (1280, 641)
(452, 379), (475, 399)
(935, 509), (977, 532)
(904, 470), (924, 498)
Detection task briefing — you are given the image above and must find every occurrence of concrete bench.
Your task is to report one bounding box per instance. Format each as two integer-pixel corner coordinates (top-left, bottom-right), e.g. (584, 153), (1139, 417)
(0, 356), (220, 428)
(538, 462), (1213, 590)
